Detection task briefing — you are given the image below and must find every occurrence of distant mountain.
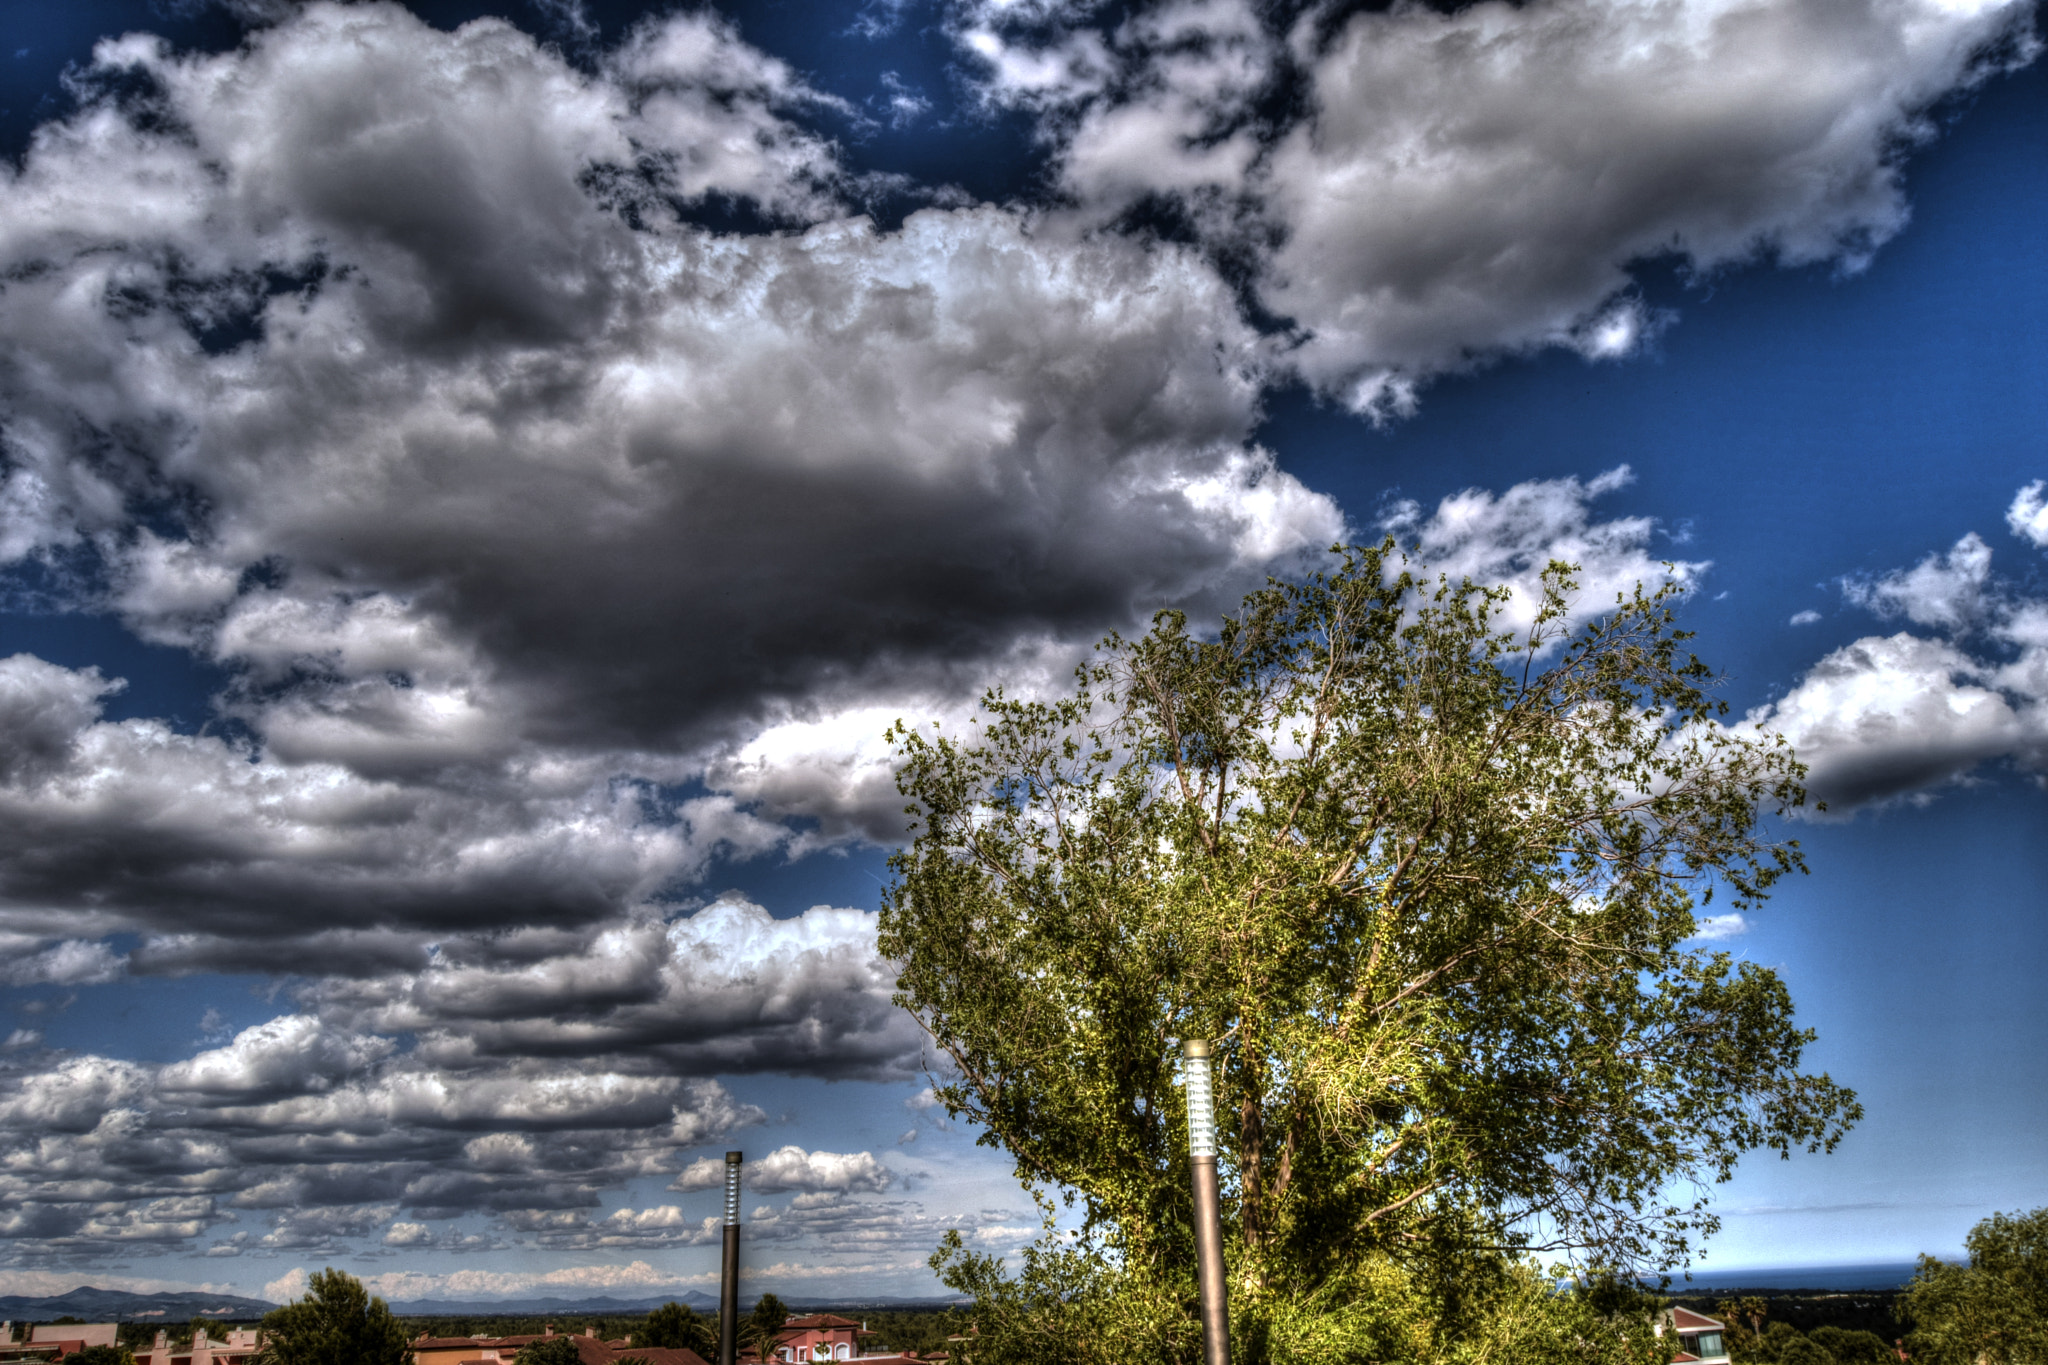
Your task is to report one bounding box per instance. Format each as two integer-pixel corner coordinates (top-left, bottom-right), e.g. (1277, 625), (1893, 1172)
(0, 1285), (965, 1326)
(0, 1288), (276, 1321)
(383, 1292), (966, 1317)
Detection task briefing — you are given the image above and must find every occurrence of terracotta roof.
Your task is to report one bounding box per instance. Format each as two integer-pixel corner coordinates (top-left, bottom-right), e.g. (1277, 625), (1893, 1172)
(1671, 1308), (1724, 1331)
(1672, 1353), (1702, 1363)
(781, 1316), (861, 1330)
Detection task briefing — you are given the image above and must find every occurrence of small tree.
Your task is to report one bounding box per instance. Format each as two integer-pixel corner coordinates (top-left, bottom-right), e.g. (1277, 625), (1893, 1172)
(744, 1296), (791, 1361)
(1903, 1208), (2048, 1365)
(883, 547), (1861, 1359)
(256, 1268), (412, 1365)
(57, 1348), (133, 1365)
(632, 1304), (715, 1357)
(512, 1338), (583, 1365)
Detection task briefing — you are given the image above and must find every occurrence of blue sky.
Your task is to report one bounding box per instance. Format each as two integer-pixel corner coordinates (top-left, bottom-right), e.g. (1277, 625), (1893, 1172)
(0, 0), (2041, 1305)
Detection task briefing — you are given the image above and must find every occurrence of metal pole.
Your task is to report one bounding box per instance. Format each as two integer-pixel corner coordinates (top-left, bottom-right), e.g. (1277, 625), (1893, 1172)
(718, 1151), (742, 1365)
(1184, 1039), (1229, 1365)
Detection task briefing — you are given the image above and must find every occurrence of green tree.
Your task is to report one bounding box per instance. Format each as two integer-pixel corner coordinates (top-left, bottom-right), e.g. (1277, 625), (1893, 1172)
(256, 1268), (412, 1365)
(1903, 1208), (2048, 1365)
(511, 1338), (583, 1365)
(743, 1296), (791, 1361)
(630, 1304), (714, 1357)
(881, 547), (1860, 1360)
(1808, 1326), (1894, 1365)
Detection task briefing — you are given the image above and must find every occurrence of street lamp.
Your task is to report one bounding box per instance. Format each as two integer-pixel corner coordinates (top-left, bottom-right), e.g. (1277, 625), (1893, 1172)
(719, 1151), (742, 1365)
(1183, 1039), (1229, 1365)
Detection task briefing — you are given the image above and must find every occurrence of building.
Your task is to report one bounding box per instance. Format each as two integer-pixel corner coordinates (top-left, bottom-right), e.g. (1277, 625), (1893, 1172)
(131, 1325), (263, 1365)
(410, 1327), (709, 1365)
(0, 1324), (120, 1361)
(738, 1314), (945, 1364)
(1659, 1307), (1733, 1365)
(765, 1314), (863, 1362)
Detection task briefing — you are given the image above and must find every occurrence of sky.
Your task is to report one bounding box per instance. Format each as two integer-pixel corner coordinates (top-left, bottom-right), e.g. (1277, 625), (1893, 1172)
(0, 0), (2042, 1307)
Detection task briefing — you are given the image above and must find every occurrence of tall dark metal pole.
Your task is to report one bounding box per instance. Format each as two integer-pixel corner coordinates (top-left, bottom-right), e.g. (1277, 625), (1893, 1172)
(1184, 1039), (1229, 1365)
(718, 1151), (742, 1365)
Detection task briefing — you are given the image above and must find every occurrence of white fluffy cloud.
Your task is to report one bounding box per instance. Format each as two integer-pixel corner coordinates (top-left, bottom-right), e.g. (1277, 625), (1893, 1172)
(675, 1145), (894, 1195)
(1749, 499), (2048, 810)
(2007, 480), (2048, 548)
(1381, 466), (1703, 641)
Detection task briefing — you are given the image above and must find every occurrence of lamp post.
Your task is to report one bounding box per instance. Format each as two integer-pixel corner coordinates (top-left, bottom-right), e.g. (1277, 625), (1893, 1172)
(1183, 1039), (1229, 1365)
(718, 1151), (742, 1365)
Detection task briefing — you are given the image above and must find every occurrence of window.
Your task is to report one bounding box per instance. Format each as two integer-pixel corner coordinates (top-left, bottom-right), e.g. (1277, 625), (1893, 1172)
(1695, 1333), (1725, 1358)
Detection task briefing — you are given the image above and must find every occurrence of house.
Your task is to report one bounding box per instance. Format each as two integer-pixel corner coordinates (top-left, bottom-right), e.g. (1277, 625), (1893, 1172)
(1, 1324), (120, 1361)
(765, 1314), (864, 1362)
(1658, 1307), (1732, 1365)
(131, 1325), (263, 1365)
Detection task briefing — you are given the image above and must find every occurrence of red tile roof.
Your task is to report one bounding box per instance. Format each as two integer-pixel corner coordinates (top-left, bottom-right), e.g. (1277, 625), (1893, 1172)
(1671, 1308), (1724, 1332)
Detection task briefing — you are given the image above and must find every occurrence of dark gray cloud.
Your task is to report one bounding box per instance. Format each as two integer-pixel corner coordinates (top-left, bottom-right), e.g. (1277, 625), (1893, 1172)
(0, 894), (923, 1264)
(0, 1021), (768, 1264)
(954, 0), (2033, 412)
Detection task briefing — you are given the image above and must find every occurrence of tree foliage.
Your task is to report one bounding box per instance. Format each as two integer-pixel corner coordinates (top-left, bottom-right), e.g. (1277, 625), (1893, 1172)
(881, 547), (1860, 1360)
(256, 1268), (412, 1365)
(56, 1348), (133, 1365)
(630, 1304), (715, 1357)
(1903, 1207), (2048, 1365)
(512, 1338), (584, 1365)
(744, 1295), (791, 1362)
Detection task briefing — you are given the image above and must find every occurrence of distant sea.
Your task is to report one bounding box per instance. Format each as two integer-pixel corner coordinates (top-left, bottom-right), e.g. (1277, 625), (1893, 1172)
(1660, 1263), (1926, 1292)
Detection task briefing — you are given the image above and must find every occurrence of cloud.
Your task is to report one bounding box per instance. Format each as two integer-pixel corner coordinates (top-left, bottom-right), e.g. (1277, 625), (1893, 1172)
(1749, 493), (2048, 810)
(2008, 480), (2048, 548)
(0, 1012), (768, 1261)
(0, 1), (1335, 763)
(1791, 610), (1823, 626)
(311, 897), (925, 1080)
(674, 1145), (894, 1195)
(1843, 532), (1995, 630)
(0, 0), (1340, 969)
(1689, 913), (1749, 942)
(0, 663), (766, 950)
(1380, 466), (1705, 641)
(0, 1269), (239, 1299)
(262, 1267), (309, 1304)
(954, 0), (2032, 409)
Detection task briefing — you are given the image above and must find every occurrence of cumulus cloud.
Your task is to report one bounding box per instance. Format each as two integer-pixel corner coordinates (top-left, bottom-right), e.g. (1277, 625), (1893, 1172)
(954, 0), (2031, 409)
(0, 659), (770, 951)
(0, 1), (1334, 762)
(0, 0), (1339, 972)
(675, 1145), (894, 1195)
(2007, 480), (2048, 548)
(0, 1007), (769, 1262)
(310, 897), (924, 1080)
(1749, 493), (2048, 810)
(1689, 913), (1750, 942)
(1381, 466), (1704, 641)
(1843, 532), (1996, 630)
